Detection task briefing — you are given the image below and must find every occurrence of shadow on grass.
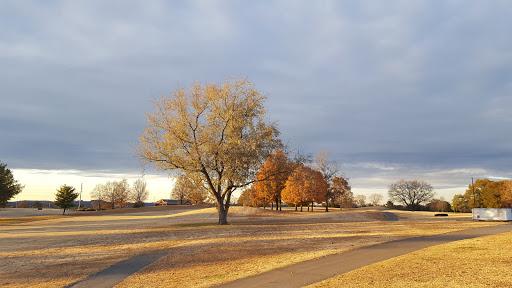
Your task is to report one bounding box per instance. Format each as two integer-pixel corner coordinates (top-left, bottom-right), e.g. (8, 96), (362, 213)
(175, 222), (220, 228)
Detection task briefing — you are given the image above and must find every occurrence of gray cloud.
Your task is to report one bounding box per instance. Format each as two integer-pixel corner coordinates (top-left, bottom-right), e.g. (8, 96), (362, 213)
(1, 1), (511, 191)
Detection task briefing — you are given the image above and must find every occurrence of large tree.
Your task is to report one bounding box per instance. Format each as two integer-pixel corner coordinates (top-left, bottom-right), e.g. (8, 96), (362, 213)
(0, 161), (24, 208)
(186, 179), (208, 205)
(314, 151), (340, 212)
(90, 183), (107, 210)
(104, 181), (117, 209)
(369, 193), (383, 206)
(131, 177), (150, 205)
(331, 176), (352, 209)
(452, 194), (470, 212)
(54, 185), (78, 215)
(114, 179), (131, 208)
(388, 179), (435, 210)
(137, 77), (280, 224)
(354, 195), (366, 207)
(172, 175), (194, 204)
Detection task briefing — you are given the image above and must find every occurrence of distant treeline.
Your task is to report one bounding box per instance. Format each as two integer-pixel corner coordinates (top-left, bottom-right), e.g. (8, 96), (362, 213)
(5, 200), (156, 208)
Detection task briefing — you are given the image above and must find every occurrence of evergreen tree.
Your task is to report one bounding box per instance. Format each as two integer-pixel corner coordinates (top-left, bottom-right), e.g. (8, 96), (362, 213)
(54, 185), (78, 215)
(0, 161), (24, 207)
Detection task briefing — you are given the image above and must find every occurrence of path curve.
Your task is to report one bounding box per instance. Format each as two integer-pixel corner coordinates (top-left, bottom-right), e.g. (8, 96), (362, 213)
(216, 223), (512, 288)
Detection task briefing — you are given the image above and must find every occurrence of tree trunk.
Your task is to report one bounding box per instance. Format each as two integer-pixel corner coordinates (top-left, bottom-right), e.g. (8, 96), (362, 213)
(300, 204), (303, 212)
(325, 199), (329, 212)
(271, 202), (274, 210)
(217, 205), (229, 225)
(311, 202), (314, 212)
(295, 204), (298, 211)
(62, 208), (66, 215)
(279, 200), (282, 211)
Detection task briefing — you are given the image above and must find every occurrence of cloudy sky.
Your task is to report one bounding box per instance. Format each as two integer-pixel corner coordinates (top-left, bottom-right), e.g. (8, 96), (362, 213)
(1, 1), (511, 202)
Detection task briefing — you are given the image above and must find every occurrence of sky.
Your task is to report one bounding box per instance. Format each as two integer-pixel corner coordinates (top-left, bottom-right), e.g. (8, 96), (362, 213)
(1, 1), (511, 203)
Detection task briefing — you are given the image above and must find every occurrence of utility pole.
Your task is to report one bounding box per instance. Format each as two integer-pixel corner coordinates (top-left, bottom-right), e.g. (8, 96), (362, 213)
(472, 177), (475, 207)
(97, 190), (101, 211)
(78, 183), (83, 210)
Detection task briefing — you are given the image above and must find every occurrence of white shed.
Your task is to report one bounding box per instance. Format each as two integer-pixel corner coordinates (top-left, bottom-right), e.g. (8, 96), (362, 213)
(472, 208), (512, 221)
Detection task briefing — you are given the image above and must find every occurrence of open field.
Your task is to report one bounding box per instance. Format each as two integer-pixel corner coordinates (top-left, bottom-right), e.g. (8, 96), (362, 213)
(0, 208), (67, 219)
(0, 206), (503, 287)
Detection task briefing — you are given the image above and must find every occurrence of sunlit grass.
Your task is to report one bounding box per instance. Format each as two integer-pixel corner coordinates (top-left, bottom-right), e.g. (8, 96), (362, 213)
(0, 215), (64, 225)
(0, 207), (500, 288)
(307, 231), (512, 288)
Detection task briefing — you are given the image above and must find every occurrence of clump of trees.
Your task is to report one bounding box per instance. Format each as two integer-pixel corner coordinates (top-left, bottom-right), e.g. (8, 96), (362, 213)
(369, 193), (383, 206)
(90, 178), (150, 210)
(388, 179), (435, 210)
(281, 165), (327, 211)
(32, 201), (42, 208)
(136, 77), (357, 223)
(54, 185), (79, 215)
(354, 195), (367, 207)
(237, 150), (353, 212)
(452, 178), (512, 212)
(171, 175), (208, 205)
(0, 161), (24, 208)
(426, 197), (451, 212)
(251, 150), (291, 211)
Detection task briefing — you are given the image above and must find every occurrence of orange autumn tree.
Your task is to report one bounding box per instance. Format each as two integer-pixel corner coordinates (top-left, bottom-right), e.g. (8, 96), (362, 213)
(253, 150), (290, 210)
(282, 165), (327, 212)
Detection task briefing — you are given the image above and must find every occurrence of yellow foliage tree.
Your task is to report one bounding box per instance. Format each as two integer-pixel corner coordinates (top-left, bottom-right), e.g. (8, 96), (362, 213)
(137, 77), (280, 224)
(464, 178), (512, 208)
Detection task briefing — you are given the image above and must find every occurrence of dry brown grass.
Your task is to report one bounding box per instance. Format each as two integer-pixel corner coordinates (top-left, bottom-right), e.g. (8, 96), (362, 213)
(0, 207), (498, 288)
(307, 231), (512, 288)
(0, 215), (65, 225)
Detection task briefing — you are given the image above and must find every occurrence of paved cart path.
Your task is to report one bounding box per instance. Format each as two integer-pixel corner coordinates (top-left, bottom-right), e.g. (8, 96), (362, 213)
(66, 253), (166, 288)
(216, 223), (512, 288)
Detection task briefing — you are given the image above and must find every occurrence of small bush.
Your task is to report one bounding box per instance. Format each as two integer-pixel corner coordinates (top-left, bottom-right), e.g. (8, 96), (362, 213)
(76, 206), (94, 211)
(100, 204), (112, 210)
(133, 201), (145, 208)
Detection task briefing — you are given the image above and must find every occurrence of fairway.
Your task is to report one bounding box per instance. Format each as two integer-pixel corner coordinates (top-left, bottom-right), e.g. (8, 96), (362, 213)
(0, 206), (502, 287)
